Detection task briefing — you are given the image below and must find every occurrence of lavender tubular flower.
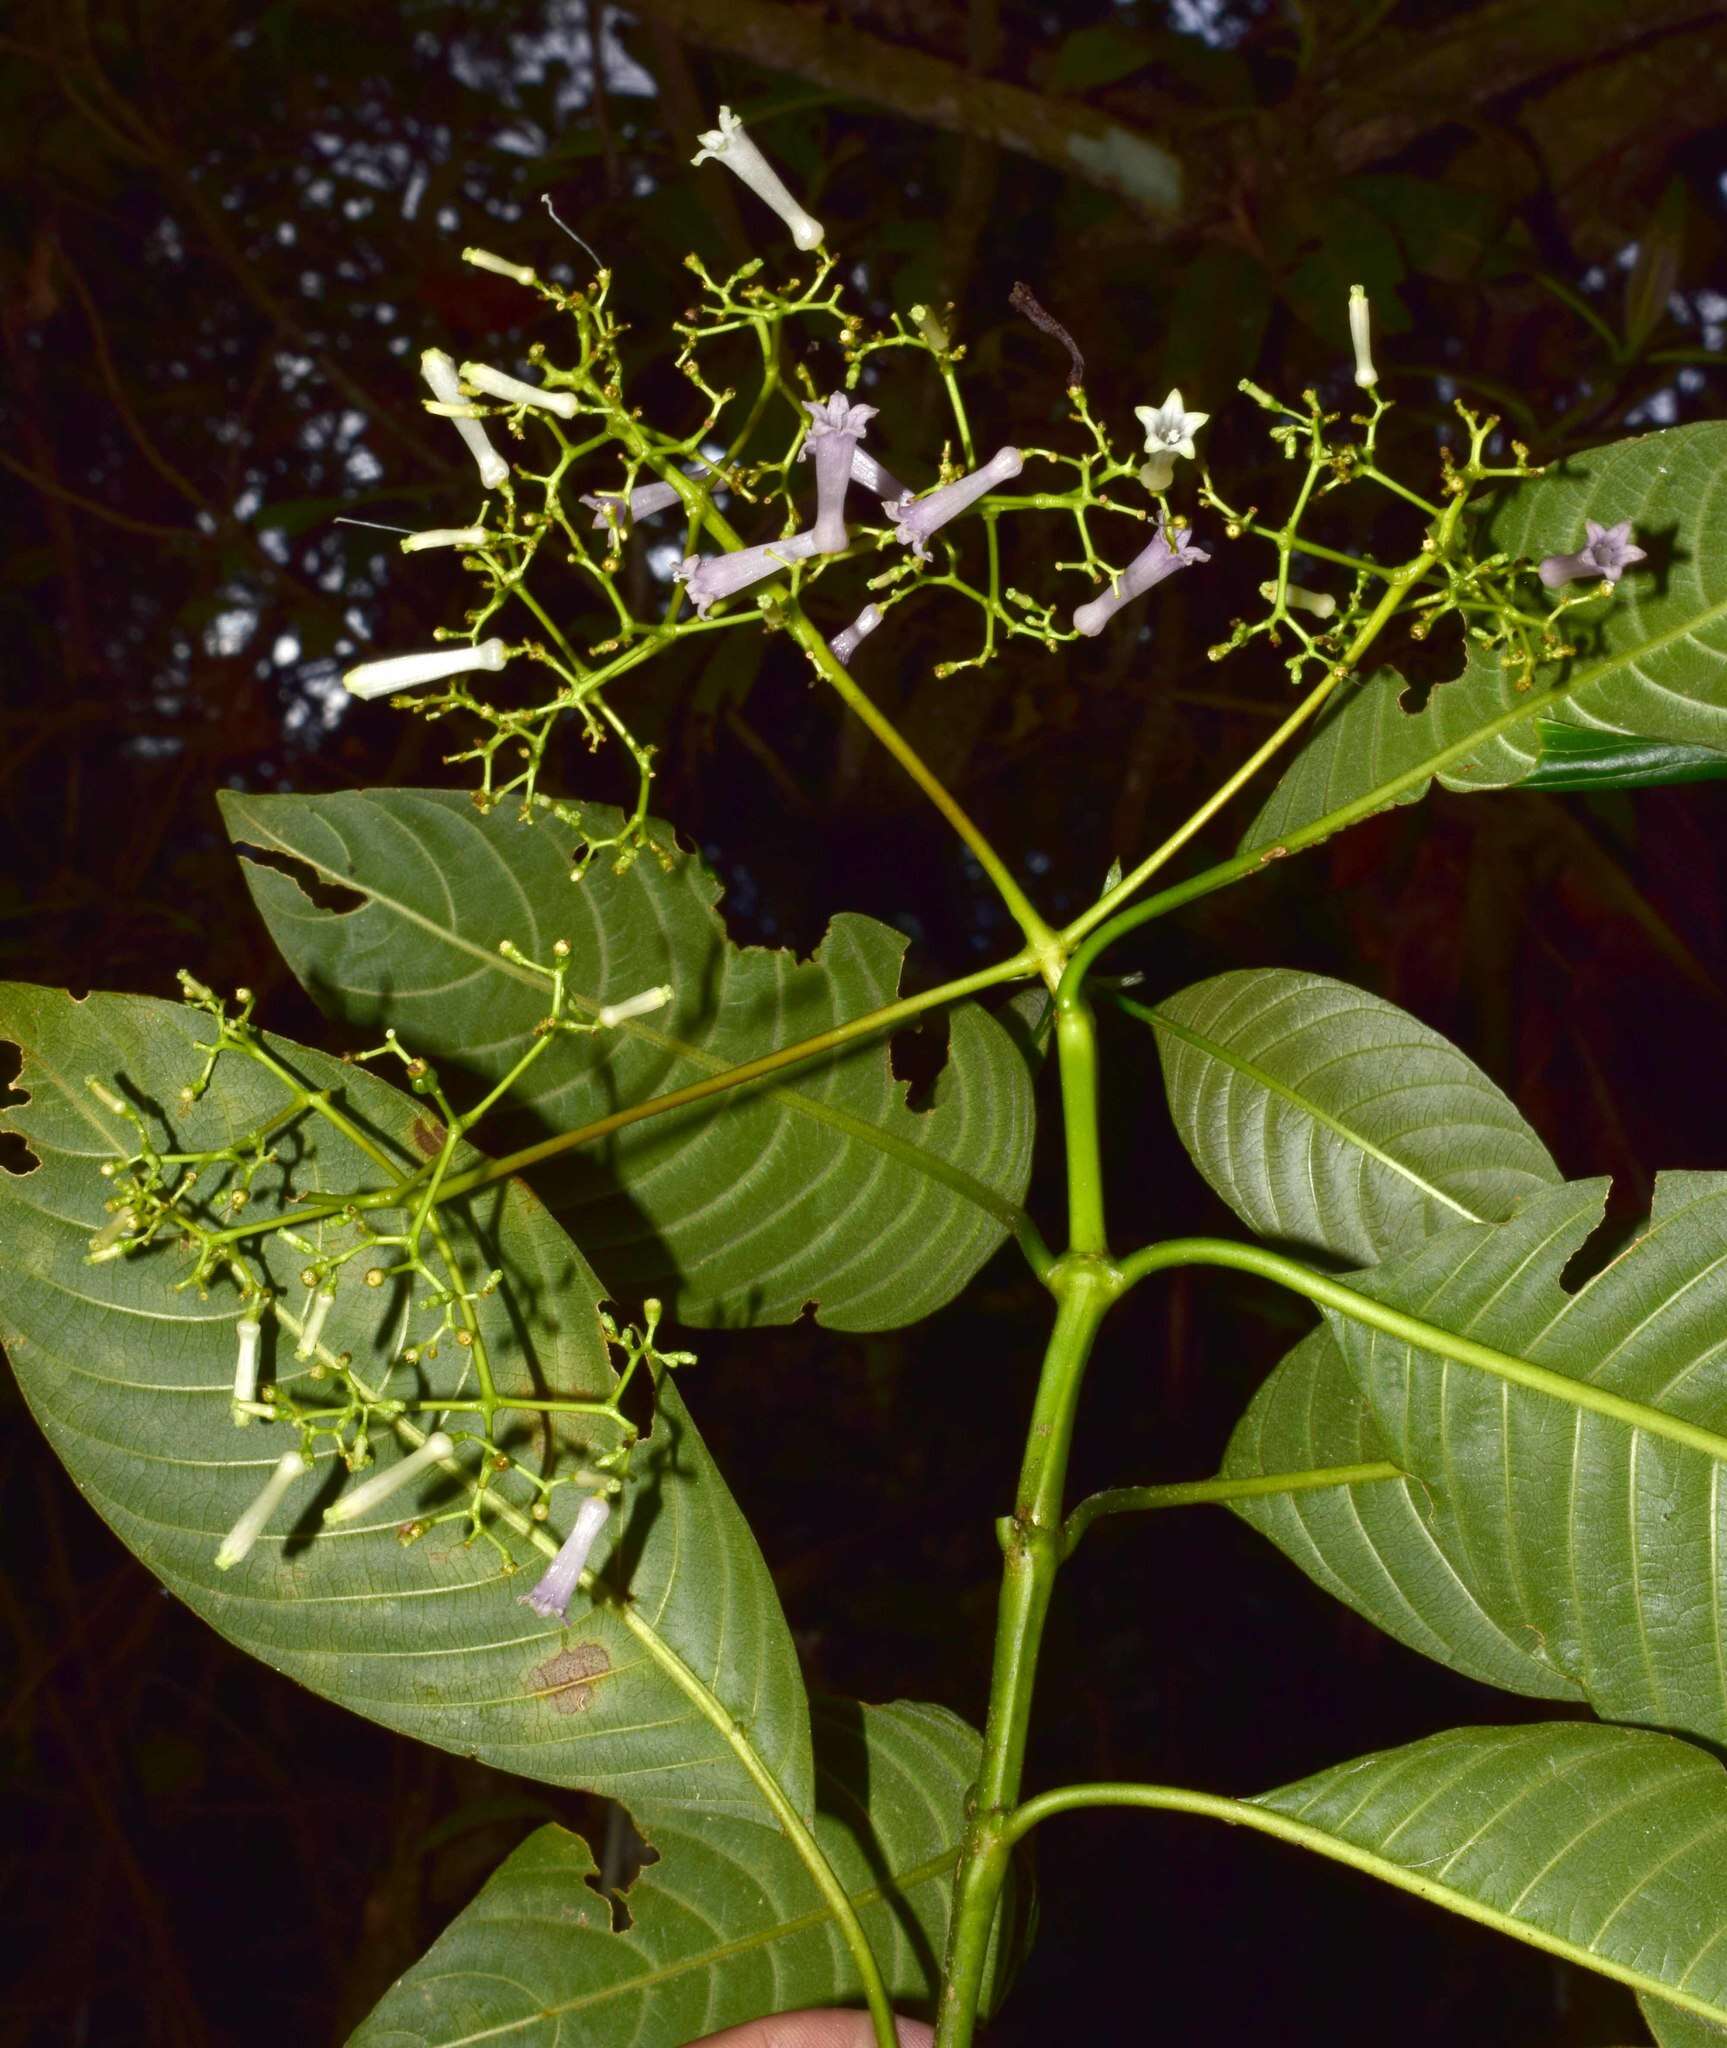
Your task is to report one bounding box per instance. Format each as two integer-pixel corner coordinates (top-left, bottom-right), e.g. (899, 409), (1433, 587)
(884, 447), (1024, 561)
(420, 348), (510, 490)
(1539, 518), (1648, 589)
(849, 447), (906, 506)
(676, 530), (817, 617)
(1073, 521), (1211, 638)
(830, 603), (883, 667)
(520, 1495), (613, 1621)
(460, 360), (578, 420)
(691, 106), (824, 253)
(323, 1431), (455, 1526)
(344, 638), (510, 700)
(583, 480), (683, 531)
(215, 1449), (309, 1571)
(799, 393), (878, 554)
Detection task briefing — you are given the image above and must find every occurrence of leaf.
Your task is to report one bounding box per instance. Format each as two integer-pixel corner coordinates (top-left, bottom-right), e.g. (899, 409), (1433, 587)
(1144, 968), (1560, 1266)
(352, 1697), (1015, 2047)
(1326, 1173), (1727, 1748)
(1243, 420), (1727, 855)
(221, 788), (1035, 1332)
(1520, 717), (1727, 791)
(1643, 1998), (1727, 2048)
(1223, 1327), (1576, 1700)
(1252, 1721), (1727, 2030)
(0, 983), (812, 1819)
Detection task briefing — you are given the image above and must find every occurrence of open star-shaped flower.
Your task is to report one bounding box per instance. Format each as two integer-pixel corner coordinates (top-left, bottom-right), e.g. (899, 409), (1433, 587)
(1134, 390), (1209, 463)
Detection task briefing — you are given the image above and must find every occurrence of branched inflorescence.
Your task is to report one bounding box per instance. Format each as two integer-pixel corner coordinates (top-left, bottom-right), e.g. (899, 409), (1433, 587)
(83, 964), (691, 1601)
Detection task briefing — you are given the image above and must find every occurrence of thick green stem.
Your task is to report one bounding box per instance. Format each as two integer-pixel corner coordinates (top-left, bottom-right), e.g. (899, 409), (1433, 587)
(1118, 1237), (1727, 1468)
(935, 1262), (1115, 2048)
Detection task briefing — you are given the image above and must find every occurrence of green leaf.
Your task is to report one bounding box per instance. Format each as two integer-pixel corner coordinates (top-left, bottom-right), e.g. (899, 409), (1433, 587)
(1252, 1721), (1727, 2030)
(1520, 716), (1727, 791)
(221, 788), (1035, 1332)
(0, 983), (812, 1818)
(1326, 1174), (1727, 1747)
(352, 1697), (1013, 2047)
(1643, 1997), (1727, 2048)
(1243, 421), (1727, 855)
(1144, 968), (1560, 1266)
(1223, 1327), (1576, 1700)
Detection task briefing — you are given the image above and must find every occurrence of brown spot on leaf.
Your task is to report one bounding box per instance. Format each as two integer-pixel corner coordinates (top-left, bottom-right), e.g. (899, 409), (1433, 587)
(528, 1641), (610, 1714)
(410, 1116), (447, 1158)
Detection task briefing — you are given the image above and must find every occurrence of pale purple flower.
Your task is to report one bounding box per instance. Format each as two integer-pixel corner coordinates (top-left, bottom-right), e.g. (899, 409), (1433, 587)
(829, 603), (883, 667)
(1073, 521), (1211, 637)
(883, 447), (1023, 561)
(676, 530), (817, 616)
(1135, 390), (1209, 464)
(583, 479), (684, 531)
(1538, 519), (1648, 589)
(691, 106), (825, 253)
(323, 1431), (455, 1525)
(848, 446), (906, 506)
(798, 393), (879, 554)
(520, 1495), (613, 1621)
(420, 349), (509, 490)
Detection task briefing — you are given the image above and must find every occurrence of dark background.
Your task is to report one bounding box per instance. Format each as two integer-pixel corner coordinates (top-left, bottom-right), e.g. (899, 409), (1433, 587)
(4, 2), (1727, 2042)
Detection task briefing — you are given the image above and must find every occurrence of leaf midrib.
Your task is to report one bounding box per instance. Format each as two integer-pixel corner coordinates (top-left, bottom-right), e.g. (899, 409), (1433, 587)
(1149, 1005), (1485, 1229)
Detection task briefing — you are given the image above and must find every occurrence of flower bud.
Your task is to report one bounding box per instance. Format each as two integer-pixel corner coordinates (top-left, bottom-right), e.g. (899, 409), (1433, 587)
(344, 639), (510, 700)
(323, 1432), (456, 1526)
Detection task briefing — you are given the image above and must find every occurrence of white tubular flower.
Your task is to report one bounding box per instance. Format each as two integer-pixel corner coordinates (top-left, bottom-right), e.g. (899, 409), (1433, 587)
(232, 1315), (263, 1406)
(596, 984), (674, 1029)
(460, 360), (578, 420)
(883, 447), (1024, 562)
(323, 1431), (455, 1526)
(1073, 521), (1211, 638)
(1539, 518), (1648, 589)
(1259, 579), (1337, 619)
(463, 246), (537, 287)
(691, 105), (825, 252)
(421, 348), (510, 489)
(295, 1289), (336, 1361)
(1348, 285), (1377, 389)
(520, 1494), (613, 1621)
(215, 1449), (309, 1571)
(676, 530), (818, 616)
(401, 526), (492, 554)
(829, 602), (883, 667)
(344, 638), (510, 700)
(799, 393), (879, 555)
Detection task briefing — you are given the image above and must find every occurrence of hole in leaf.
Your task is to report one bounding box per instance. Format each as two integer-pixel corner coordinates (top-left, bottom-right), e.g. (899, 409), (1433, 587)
(891, 1011), (951, 1113)
(233, 845), (366, 916)
(582, 1802), (658, 1933)
(0, 1042), (36, 1174)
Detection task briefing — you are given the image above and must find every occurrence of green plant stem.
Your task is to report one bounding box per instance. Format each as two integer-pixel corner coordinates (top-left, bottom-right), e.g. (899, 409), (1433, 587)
(998, 1783), (1727, 2026)
(1054, 985), (1106, 1255)
(1060, 543), (1439, 964)
(608, 1599), (900, 2048)
(1117, 1237), (1727, 1468)
(1061, 1461), (1405, 1556)
(935, 1259), (1117, 2048)
(790, 613), (1060, 972)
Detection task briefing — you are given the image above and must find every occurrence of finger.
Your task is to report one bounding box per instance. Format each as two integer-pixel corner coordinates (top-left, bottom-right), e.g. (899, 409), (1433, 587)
(691, 2014), (934, 2048)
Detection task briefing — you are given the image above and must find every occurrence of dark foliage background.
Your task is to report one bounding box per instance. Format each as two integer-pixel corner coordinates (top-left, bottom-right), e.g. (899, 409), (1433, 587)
(3, 2), (1727, 2042)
